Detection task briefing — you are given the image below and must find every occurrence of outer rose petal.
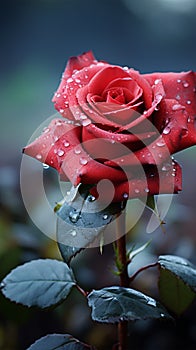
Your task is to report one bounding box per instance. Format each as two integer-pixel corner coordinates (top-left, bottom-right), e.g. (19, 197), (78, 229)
(143, 71), (196, 150)
(23, 119), (130, 186)
(91, 161), (182, 202)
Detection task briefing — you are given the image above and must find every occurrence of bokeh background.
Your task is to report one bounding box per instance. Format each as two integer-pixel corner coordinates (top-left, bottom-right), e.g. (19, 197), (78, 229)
(0, 0), (196, 349)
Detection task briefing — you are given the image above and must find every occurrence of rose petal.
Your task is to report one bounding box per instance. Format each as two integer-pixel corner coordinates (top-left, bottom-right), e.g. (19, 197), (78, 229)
(91, 161), (182, 202)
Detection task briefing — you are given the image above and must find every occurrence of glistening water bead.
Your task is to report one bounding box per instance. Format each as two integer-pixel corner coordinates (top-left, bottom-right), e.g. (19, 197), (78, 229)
(69, 211), (80, 223)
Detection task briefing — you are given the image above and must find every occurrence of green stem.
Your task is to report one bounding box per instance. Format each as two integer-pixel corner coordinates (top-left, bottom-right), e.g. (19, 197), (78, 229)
(115, 211), (129, 350)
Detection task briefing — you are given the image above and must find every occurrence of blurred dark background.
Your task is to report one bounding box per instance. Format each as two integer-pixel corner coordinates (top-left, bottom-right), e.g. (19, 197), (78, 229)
(0, 0), (196, 349)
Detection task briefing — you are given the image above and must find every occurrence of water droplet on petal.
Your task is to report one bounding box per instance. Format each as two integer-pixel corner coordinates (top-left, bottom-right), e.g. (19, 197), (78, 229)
(163, 126), (171, 135)
(74, 148), (81, 155)
(183, 82), (189, 88)
(59, 109), (64, 113)
(57, 149), (65, 157)
(187, 116), (191, 122)
(154, 79), (161, 85)
(143, 111), (147, 115)
(177, 79), (181, 83)
(67, 77), (73, 83)
(123, 66), (129, 71)
(103, 214), (108, 220)
(80, 157), (88, 165)
(43, 127), (50, 133)
(123, 193), (129, 199)
(172, 104), (183, 111)
(176, 94), (181, 100)
(145, 188), (150, 193)
(64, 141), (70, 147)
(181, 129), (188, 137)
(82, 118), (91, 126)
(156, 138), (165, 147)
(186, 100), (191, 105)
(162, 163), (172, 171)
(160, 313), (164, 317)
(134, 189), (140, 194)
(36, 154), (42, 160)
(75, 78), (81, 83)
(54, 136), (59, 142)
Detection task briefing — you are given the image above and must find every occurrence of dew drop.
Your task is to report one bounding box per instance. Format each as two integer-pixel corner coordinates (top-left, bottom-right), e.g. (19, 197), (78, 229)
(172, 104), (183, 111)
(70, 230), (77, 237)
(186, 100), (191, 105)
(103, 214), (108, 220)
(163, 126), (171, 135)
(123, 193), (129, 199)
(88, 195), (96, 202)
(64, 141), (70, 147)
(74, 148), (81, 155)
(59, 109), (64, 113)
(181, 129), (188, 137)
(57, 149), (65, 157)
(42, 163), (49, 169)
(143, 111), (147, 115)
(156, 138), (165, 147)
(162, 163), (172, 171)
(177, 79), (181, 83)
(0, 282), (5, 289)
(69, 211), (80, 223)
(172, 173), (176, 177)
(147, 298), (156, 307)
(36, 154), (42, 160)
(75, 78), (81, 83)
(80, 157), (88, 165)
(183, 82), (189, 88)
(56, 93), (61, 98)
(82, 118), (91, 126)
(145, 188), (150, 193)
(54, 136), (59, 142)
(187, 116), (191, 123)
(160, 313), (164, 318)
(43, 127), (50, 133)
(154, 79), (161, 85)
(67, 77), (73, 83)
(134, 189), (140, 194)
(155, 94), (162, 102)
(176, 94), (181, 100)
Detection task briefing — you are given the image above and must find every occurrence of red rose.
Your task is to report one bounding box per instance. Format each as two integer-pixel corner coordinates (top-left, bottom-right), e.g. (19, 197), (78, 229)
(24, 51), (196, 202)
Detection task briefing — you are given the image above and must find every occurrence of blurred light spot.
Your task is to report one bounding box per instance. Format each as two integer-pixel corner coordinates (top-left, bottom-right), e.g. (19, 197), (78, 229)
(157, 0), (196, 13)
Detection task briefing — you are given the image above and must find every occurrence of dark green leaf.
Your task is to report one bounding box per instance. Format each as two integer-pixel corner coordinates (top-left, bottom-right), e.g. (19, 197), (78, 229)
(1, 259), (76, 308)
(57, 243), (83, 265)
(158, 255), (196, 315)
(56, 184), (124, 261)
(87, 286), (172, 323)
(26, 334), (96, 350)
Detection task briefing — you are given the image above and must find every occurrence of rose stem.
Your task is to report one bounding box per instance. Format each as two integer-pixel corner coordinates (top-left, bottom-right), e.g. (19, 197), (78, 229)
(115, 210), (129, 350)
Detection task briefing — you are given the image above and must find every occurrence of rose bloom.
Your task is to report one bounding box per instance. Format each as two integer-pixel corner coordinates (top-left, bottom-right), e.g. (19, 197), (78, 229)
(24, 52), (196, 202)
